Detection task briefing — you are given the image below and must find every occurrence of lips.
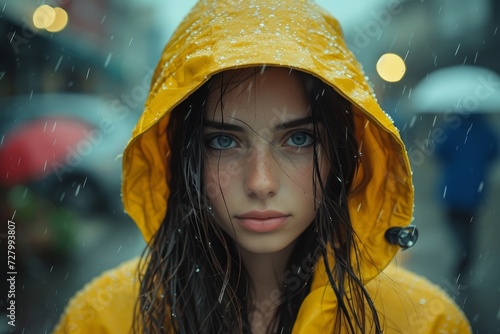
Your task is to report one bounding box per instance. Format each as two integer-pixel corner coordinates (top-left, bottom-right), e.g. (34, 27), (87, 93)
(235, 210), (290, 233)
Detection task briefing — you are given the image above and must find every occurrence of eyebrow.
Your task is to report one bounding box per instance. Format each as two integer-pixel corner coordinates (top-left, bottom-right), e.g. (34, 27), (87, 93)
(274, 116), (313, 130)
(203, 116), (314, 132)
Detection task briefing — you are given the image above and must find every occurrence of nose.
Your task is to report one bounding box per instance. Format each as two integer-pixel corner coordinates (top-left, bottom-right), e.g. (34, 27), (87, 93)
(244, 146), (279, 199)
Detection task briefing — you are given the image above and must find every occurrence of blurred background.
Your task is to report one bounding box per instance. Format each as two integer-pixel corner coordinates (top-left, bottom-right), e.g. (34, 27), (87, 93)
(1, 0), (499, 333)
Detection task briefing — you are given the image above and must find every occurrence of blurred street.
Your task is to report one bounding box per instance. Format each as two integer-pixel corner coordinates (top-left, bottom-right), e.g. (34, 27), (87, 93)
(0, 212), (146, 334)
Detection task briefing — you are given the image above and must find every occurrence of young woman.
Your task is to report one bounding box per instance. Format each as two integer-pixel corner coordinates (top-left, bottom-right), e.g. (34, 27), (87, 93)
(54, 1), (471, 333)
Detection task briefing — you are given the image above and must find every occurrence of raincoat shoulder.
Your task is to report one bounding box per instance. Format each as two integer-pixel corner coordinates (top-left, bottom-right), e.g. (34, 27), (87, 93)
(368, 264), (470, 333)
(52, 258), (140, 334)
(293, 262), (471, 333)
(52, 258), (470, 334)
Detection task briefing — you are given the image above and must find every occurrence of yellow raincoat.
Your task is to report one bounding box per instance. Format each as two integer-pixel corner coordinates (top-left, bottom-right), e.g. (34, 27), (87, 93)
(54, 0), (471, 333)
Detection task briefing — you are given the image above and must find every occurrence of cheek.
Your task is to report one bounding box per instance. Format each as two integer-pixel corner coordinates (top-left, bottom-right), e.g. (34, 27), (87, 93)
(281, 160), (315, 189)
(284, 151), (329, 197)
(204, 165), (223, 201)
(203, 161), (242, 201)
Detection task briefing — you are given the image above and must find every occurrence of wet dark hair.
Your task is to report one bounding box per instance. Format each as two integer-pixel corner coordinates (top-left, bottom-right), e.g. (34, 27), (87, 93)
(133, 67), (381, 333)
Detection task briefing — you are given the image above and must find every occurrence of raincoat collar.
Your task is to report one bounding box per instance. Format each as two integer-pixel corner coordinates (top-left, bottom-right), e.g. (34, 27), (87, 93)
(122, 0), (413, 305)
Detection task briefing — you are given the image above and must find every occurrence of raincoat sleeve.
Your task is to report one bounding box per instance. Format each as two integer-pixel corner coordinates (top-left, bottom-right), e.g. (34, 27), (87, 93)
(52, 258), (140, 334)
(368, 263), (471, 334)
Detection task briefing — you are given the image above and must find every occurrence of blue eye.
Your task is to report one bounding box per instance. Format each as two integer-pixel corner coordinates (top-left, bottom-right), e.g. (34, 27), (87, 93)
(208, 134), (237, 150)
(287, 132), (314, 147)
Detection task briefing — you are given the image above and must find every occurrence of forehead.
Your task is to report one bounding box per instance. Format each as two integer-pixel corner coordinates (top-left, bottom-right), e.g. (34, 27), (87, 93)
(205, 67), (310, 124)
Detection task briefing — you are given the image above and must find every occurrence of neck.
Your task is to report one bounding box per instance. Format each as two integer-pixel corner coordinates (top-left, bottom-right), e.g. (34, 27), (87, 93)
(239, 243), (296, 333)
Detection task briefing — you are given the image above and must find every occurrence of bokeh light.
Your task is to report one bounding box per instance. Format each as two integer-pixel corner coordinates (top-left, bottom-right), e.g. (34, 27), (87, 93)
(46, 7), (69, 32)
(376, 53), (406, 83)
(33, 5), (56, 29)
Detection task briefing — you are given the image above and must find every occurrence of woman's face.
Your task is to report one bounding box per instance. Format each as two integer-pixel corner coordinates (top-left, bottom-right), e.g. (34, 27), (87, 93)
(203, 67), (329, 256)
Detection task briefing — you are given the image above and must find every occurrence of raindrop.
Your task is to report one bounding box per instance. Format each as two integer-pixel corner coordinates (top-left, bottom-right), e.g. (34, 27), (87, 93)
(403, 50), (409, 61)
(477, 182), (484, 193)
(59, 192), (66, 202)
(129, 37), (133, 46)
(54, 55), (63, 72)
(52, 121), (58, 133)
(443, 186), (447, 198)
(2, 3), (5, 13)
(195, 265), (200, 273)
(50, 266), (54, 272)
(104, 53), (112, 68)
(86, 68), (91, 80)
(83, 177), (88, 187)
(117, 245), (122, 253)
(419, 298), (426, 305)
(100, 15), (107, 24)
(455, 44), (461, 56)
(474, 51), (478, 64)
(9, 31), (15, 43)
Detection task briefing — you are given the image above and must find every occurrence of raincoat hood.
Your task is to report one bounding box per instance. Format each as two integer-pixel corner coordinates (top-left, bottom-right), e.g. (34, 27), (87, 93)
(122, 0), (413, 301)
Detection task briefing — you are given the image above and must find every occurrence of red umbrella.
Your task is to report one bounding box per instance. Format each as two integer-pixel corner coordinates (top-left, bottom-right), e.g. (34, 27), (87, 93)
(0, 117), (94, 186)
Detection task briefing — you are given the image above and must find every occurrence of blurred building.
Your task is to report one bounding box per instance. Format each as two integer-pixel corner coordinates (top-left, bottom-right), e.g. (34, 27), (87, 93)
(339, 0), (500, 116)
(0, 0), (163, 98)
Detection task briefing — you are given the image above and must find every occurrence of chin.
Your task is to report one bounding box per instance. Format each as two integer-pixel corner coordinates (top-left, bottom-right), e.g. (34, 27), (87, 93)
(236, 237), (296, 255)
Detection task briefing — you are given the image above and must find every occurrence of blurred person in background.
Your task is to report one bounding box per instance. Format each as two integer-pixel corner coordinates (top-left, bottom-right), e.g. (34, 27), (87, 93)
(435, 113), (499, 279)
(53, 1), (471, 333)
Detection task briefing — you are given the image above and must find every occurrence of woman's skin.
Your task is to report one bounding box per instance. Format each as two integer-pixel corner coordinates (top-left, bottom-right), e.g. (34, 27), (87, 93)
(203, 67), (329, 332)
